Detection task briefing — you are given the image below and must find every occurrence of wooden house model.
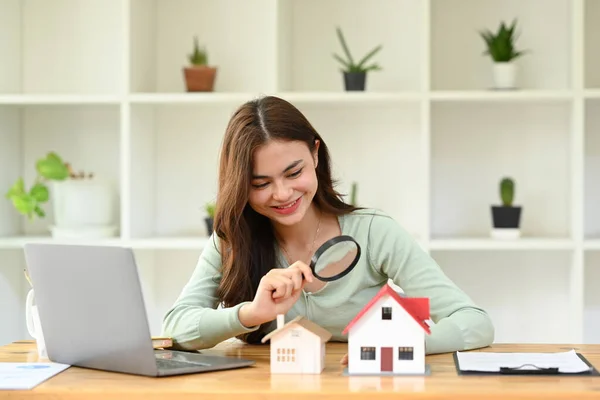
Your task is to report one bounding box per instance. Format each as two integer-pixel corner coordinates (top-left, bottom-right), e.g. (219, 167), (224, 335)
(342, 283), (430, 375)
(262, 314), (332, 374)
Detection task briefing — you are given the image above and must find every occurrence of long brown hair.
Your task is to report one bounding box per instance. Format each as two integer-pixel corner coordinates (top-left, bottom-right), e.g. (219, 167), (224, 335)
(214, 96), (358, 341)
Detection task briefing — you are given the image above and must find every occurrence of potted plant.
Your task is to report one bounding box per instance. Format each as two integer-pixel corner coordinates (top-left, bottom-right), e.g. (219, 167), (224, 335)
(490, 177), (522, 239)
(332, 27), (382, 91)
(349, 181), (358, 206)
(205, 202), (215, 236)
(183, 36), (217, 92)
(4, 151), (117, 238)
(479, 19), (528, 89)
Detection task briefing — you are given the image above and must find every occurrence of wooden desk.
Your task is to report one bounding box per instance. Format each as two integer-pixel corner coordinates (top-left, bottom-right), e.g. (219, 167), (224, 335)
(1, 341), (600, 399)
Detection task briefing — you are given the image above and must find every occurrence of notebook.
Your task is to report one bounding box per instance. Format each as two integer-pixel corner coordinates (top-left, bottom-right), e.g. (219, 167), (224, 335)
(453, 349), (599, 376)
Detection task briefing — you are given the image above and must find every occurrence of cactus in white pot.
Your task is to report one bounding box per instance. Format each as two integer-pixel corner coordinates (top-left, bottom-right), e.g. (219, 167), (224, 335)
(479, 19), (528, 90)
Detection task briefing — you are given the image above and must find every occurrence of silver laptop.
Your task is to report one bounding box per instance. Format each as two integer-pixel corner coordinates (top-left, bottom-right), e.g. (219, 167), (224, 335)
(23, 243), (255, 377)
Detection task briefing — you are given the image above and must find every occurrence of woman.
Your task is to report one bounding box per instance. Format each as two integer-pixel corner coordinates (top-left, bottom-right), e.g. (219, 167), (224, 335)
(162, 95), (494, 359)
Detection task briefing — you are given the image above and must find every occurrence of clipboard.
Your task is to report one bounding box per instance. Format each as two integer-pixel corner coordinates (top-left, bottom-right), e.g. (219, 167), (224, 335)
(453, 352), (600, 376)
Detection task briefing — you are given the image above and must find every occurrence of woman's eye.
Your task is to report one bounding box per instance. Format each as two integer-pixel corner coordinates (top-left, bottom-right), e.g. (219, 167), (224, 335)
(289, 169), (303, 178)
(252, 182), (268, 189)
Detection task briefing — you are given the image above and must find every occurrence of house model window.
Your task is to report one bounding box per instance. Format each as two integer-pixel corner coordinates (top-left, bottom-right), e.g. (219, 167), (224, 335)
(398, 346), (414, 360)
(382, 306), (392, 320)
(360, 347), (376, 360)
(276, 347), (296, 362)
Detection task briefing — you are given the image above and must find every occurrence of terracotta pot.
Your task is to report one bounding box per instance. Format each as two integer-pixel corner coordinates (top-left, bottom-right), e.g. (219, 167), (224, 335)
(183, 66), (217, 92)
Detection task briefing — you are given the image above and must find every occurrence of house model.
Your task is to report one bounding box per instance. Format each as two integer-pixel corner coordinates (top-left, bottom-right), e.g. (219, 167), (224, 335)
(342, 283), (431, 376)
(261, 314), (332, 374)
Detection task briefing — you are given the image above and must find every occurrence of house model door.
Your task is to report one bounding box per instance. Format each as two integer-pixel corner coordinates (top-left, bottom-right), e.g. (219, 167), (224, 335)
(380, 347), (393, 372)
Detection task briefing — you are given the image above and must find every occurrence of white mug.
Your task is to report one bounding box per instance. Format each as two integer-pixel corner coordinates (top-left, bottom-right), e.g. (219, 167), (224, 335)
(25, 289), (48, 359)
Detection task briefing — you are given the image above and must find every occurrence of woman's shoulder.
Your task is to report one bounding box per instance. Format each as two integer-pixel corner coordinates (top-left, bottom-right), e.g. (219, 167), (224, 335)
(342, 207), (396, 226)
(340, 207), (406, 240)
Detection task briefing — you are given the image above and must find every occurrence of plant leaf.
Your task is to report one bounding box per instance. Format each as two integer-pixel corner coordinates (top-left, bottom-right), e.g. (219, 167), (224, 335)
(332, 53), (351, 69)
(11, 194), (36, 217)
(30, 183), (49, 202)
(34, 206), (45, 218)
(36, 153), (69, 180)
(356, 45), (382, 69)
(5, 178), (25, 199)
(336, 27), (355, 67)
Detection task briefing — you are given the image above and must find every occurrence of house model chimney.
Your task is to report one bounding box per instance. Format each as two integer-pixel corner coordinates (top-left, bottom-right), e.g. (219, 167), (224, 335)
(277, 314), (285, 329)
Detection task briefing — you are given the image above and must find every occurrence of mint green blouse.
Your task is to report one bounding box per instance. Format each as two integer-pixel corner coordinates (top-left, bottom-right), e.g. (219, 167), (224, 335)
(162, 209), (494, 354)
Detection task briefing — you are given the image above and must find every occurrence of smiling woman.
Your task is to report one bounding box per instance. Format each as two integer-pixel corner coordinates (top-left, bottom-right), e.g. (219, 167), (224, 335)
(162, 95), (495, 356)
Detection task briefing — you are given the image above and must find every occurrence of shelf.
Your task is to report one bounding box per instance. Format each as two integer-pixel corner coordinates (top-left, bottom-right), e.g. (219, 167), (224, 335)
(585, 0), (600, 89)
(0, 236), (210, 250)
(429, 238), (574, 251)
(429, 90), (572, 102)
(128, 103), (228, 238)
(0, 0), (123, 95)
(0, 95), (121, 105)
(129, 93), (252, 104)
(276, 0), (425, 92)
(130, 0), (277, 94)
(585, 99), (600, 237)
(128, 92), (422, 105)
(430, 101), (572, 239)
(0, 104), (121, 237)
(430, 0), (572, 91)
(435, 250), (574, 343)
(584, 90), (600, 99)
(297, 102), (426, 239)
(584, 240), (600, 251)
(274, 91), (422, 104)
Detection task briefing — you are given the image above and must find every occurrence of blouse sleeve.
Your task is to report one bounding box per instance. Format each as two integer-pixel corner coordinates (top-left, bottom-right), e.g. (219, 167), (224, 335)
(162, 234), (259, 350)
(366, 213), (495, 354)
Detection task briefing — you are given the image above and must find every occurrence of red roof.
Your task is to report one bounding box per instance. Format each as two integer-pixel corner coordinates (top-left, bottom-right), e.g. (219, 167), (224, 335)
(342, 284), (430, 335)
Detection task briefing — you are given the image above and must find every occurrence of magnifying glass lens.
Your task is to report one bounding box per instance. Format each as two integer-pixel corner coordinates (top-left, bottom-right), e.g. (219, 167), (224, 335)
(310, 236), (361, 282)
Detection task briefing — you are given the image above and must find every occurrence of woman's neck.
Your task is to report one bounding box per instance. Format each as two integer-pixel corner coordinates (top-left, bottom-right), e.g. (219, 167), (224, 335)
(274, 204), (322, 249)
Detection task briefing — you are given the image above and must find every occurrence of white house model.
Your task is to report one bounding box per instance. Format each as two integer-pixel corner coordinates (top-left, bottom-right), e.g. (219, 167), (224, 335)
(261, 314), (332, 374)
(342, 283), (430, 375)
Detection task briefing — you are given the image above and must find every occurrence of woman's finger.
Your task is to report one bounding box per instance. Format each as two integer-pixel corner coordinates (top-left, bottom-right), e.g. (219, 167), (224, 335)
(289, 261), (314, 282)
(262, 275), (286, 299)
(271, 275), (294, 299)
(289, 268), (303, 291)
(340, 353), (348, 365)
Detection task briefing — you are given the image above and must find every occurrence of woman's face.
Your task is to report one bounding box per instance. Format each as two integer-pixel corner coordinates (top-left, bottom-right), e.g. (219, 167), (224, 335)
(248, 139), (319, 227)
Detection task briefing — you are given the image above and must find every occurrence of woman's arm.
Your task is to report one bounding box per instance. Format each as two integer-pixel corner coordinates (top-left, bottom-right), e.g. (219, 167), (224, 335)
(367, 213), (495, 354)
(161, 235), (260, 350)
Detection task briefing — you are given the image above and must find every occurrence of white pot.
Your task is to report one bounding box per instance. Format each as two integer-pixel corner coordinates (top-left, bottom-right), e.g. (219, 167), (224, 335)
(492, 62), (517, 89)
(51, 180), (117, 238)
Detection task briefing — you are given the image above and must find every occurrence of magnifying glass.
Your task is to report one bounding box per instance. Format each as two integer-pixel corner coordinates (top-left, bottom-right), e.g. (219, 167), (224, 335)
(309, 235), (361, 282)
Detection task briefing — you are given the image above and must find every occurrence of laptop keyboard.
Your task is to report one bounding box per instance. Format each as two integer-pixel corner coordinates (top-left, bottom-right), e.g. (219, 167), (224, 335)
(156, 357), (207, 370)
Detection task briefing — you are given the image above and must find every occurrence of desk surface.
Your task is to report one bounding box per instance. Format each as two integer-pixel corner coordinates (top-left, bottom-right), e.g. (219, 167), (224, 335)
(1, 341), (600, 399)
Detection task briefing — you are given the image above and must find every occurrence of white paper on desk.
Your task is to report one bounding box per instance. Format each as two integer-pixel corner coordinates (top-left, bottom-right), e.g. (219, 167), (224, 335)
(456, 349), (591, 373)
(0, 362), (70, 390)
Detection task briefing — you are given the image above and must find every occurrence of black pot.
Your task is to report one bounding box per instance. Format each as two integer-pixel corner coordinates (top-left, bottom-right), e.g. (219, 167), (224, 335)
(491, 206), (522, 228)
(344, 72), (366, 91)
(205, 217), (214, 236)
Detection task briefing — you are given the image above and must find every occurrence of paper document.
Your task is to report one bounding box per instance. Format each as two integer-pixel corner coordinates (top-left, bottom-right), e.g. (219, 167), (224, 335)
(0, 362), (70, 390)
(456, 349), (591, 373)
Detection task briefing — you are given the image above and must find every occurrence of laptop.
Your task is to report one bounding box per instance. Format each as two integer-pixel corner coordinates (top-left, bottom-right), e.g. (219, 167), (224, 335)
(23, 242), (255, 377)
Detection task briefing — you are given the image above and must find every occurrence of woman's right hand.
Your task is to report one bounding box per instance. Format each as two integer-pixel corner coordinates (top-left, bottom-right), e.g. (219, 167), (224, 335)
(239, 261), (315, 328)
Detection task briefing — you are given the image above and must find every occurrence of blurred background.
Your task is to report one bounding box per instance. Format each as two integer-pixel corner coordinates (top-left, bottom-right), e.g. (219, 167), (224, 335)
(0, 0), (598, 347)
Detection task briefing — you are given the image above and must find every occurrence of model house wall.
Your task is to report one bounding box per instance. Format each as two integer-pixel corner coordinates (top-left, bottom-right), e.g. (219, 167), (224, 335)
(269, 325), (320, 374)
(346, 293), (427, 375)
(263, 315), (331, 374)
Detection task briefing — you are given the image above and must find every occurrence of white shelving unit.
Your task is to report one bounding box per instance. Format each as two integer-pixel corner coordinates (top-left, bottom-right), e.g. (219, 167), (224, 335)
(1, 0), (599, 347)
